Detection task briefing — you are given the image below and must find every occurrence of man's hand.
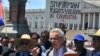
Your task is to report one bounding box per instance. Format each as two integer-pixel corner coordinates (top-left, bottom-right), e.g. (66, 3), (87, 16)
(32, 47), (40, 56)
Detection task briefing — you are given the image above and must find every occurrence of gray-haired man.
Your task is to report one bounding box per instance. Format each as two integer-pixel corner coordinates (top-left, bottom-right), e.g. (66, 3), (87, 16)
(46, 28), (76, 56)
(32, 28), (76, 56)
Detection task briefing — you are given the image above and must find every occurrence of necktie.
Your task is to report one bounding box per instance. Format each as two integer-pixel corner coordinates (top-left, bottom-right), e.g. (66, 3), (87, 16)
(54, 50), (58, 56)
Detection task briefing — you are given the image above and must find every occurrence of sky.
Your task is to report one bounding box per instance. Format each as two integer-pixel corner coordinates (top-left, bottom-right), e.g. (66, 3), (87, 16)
(3, 0), (46, 9)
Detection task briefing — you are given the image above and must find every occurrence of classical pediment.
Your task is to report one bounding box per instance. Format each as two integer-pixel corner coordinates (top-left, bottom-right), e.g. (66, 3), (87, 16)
(84, 0), (100, 8)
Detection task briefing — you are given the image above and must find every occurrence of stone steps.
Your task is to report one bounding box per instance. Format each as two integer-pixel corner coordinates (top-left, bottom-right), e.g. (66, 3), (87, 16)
(65, 30), (89, 40)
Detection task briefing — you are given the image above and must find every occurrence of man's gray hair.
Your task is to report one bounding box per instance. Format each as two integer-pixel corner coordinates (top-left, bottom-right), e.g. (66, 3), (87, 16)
(50, 28), (64, 38)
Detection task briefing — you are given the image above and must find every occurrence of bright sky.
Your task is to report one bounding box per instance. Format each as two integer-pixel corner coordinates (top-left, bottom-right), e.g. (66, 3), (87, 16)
(3, 0), (46, 9)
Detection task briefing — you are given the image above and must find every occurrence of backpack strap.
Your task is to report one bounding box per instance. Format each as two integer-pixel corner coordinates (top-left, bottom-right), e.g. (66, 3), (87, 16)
(46, 47), (53, 56)
(0, 46), (3, 54)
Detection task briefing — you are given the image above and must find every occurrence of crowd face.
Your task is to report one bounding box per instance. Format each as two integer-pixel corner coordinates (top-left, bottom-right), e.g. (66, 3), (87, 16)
(40, 35), (46, 43)
(41, 32), (49, 43)
(31, 34), (38, 43)
(31, 34), (39, 47)
(10, 38), (15, 46)
(49, 32), (64, 50)
(20, 39), (31, 52)
(92, 37), (100, 50)
(74, 40), (84, 48)
(1, 38), (9, 47)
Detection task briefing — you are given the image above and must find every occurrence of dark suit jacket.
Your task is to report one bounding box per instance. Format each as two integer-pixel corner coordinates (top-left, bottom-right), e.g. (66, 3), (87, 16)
(16, 52), (32, 56)
(3, 49), (15, 56)
(9, 52), (32, 56)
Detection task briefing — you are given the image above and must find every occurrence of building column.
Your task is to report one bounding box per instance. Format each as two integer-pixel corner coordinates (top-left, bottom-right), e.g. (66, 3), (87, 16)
(82, 13), (85, 30)
(48, 22), (51, 30)
(77, 24), (79, 30)
(99, 13), (100, 28)
(68, 24), (70, 30)
(72, 24), (74, 30)
(88, 13), (90, 28)
(93, 13), (95, 29)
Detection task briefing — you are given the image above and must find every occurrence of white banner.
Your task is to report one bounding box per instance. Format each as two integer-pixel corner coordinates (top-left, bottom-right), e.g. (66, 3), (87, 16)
(50, 1), (81, 19)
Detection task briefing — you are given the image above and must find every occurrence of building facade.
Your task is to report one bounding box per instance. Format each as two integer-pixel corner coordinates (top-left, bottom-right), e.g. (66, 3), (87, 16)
(46, 0), (100, 30)
(25, 9), (46, 34)
(26, 0), (100, 34)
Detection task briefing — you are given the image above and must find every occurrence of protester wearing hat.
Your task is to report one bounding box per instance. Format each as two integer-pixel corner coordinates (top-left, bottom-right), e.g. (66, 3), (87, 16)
(74, 34), (91, 56)
(89, 29), (100, 56)
(9, 34), (33, 56)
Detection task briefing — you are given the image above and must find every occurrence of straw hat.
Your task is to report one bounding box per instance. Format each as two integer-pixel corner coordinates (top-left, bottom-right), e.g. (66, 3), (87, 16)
(16, 34), (32, 45)
(89, 29), (100, 37)
(20, 34), (31, 40)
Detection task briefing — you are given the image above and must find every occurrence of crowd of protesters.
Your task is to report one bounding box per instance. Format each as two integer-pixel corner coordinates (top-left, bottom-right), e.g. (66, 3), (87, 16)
(0, 28), (100, 56)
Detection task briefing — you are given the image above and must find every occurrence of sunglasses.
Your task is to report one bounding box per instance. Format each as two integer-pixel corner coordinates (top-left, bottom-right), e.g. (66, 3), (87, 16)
(20, 42), (30, 45)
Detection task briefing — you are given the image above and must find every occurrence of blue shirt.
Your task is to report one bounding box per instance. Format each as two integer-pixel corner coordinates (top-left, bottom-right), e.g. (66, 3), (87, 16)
(41, 46), (46, 56)
(92, 51), (100, 56)
(20, 51), (30, 56)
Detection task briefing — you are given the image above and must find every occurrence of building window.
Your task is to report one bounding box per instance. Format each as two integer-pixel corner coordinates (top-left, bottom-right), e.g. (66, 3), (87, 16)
(41, 21), (43, 29)
(65, 23), (68, 28)
(30, 17), (32, 19)
(36, 17), (38, 19)
(41, 17), (44, 19)
(74, 24), (77, 30)
(29, 23), (31, 28)
(69, 24), (73, 30)
(35, 21), (38, 29)
(54, 22), (58, 28)
(59, 23), (65, 28)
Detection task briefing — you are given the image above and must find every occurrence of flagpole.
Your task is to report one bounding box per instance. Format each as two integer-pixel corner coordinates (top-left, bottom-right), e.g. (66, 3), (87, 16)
(2, 0), (7, 36)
